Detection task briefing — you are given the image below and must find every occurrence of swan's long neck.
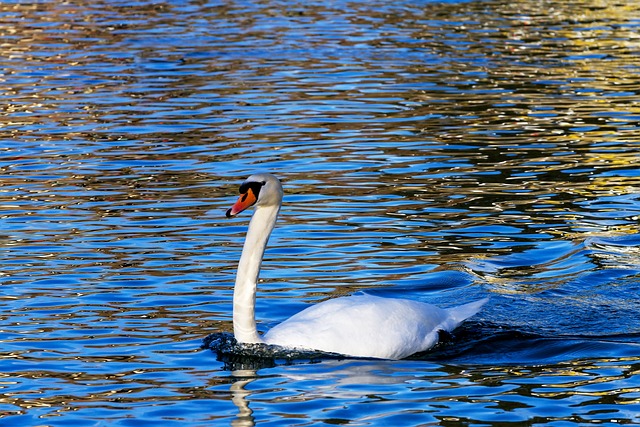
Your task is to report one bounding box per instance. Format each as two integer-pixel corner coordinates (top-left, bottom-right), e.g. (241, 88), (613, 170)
(233, 203), (280, 343)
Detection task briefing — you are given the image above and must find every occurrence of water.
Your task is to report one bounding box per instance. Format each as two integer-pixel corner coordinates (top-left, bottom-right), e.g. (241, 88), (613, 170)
(1, 0), (640, 424)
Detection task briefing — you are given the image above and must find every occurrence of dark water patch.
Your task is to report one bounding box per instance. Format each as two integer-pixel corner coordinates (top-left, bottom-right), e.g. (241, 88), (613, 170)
(203, 332), (346, 371)
(427, 322), (640, 365)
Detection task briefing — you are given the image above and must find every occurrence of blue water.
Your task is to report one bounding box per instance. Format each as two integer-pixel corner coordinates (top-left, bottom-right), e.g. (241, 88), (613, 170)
(2, 0), (640, 425)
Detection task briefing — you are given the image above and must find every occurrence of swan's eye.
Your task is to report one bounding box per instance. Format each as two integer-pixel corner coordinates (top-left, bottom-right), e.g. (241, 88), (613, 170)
(239, 180), (266, 199)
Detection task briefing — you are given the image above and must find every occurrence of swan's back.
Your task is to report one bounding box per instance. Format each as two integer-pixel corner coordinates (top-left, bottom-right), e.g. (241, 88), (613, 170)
(263, 294), (487, 359)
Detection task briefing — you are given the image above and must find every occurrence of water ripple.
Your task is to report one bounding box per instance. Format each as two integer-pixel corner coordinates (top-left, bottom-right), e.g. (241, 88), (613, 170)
(1, 0), (640, 425)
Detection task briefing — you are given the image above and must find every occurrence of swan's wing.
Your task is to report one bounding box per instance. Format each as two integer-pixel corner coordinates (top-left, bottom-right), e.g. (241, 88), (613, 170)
(446, 297), (489, 325)
(263, 294), (458, 359)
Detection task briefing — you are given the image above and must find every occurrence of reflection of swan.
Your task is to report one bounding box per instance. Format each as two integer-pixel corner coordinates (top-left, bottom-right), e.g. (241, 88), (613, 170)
(226, 173), (487, 360)
(230, 370), (256, 427)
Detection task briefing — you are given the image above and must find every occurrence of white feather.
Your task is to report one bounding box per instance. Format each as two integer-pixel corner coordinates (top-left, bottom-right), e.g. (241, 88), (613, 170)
(264, 294), (488, 359)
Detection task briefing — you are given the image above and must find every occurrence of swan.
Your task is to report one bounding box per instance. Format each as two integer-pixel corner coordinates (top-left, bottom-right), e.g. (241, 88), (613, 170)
(226, 173), (488, 360)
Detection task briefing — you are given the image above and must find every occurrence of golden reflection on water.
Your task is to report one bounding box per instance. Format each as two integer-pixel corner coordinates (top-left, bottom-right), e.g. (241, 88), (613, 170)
(475, 357), (640, 406)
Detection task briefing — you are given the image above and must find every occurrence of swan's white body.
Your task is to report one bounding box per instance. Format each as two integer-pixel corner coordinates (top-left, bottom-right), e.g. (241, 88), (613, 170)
(227, 173), (487, 360)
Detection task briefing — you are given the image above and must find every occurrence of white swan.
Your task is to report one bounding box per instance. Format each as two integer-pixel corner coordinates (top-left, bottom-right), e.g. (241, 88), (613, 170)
(226, 173), (488, 360)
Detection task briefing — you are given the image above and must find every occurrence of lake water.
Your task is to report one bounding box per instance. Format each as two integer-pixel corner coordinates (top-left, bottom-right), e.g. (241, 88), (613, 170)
(2, 0), (640, 425)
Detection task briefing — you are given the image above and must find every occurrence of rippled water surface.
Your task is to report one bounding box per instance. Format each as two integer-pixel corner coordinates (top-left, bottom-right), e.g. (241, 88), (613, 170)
(2, 0), (640, 425)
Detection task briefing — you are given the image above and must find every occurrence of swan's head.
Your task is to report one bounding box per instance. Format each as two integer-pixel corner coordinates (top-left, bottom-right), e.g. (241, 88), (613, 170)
(226, 173), (283, 218)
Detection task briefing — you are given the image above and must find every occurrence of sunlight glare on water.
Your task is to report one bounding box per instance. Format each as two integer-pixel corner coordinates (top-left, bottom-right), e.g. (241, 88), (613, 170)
(1, 0), (640, 425)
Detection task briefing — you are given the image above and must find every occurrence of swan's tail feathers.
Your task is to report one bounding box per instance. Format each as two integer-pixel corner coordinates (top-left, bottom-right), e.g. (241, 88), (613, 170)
(448, 297), (489, 325)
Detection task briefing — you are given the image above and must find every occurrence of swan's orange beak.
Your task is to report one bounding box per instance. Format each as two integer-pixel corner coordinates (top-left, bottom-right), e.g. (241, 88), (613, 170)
(226, 188), (257, 218)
